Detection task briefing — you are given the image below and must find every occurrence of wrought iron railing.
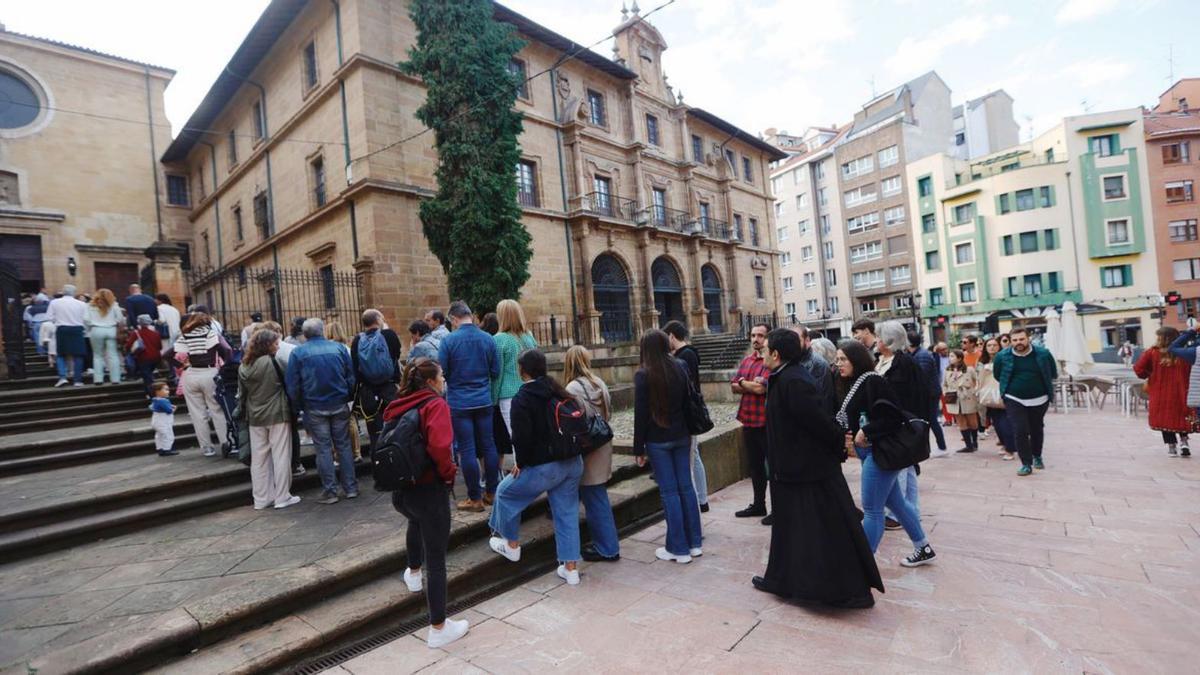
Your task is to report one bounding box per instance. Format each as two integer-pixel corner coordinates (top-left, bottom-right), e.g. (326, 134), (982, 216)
(578, 192), (640, 221)
(184, 265), (363, 345)
(696, 217), (732, 241)
(597, 310), (634, 344)
(738, 311), (779, 336)
(528, 314), (575, 347)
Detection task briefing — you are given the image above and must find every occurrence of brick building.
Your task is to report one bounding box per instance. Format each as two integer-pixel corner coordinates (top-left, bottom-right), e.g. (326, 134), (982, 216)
(163, 0), (784, 342)
(0, 27), (188, 300)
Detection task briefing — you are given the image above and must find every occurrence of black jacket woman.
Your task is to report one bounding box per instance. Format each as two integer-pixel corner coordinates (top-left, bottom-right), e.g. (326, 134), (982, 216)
(752, 329), (884, 607)
(487, 349), (584, 586)
(634, 329), (702, 564)
(836, 339), (937, 568)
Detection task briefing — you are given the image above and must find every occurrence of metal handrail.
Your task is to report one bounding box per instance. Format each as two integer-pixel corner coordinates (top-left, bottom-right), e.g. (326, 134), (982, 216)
(579, 192), (640, 221)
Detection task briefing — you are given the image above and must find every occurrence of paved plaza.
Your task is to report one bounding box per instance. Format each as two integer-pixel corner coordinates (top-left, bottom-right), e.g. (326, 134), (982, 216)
(329, 407), (1200, 674)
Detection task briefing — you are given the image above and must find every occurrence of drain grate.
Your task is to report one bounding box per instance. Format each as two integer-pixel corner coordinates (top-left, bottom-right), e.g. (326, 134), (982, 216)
(287, 509), (662, 675)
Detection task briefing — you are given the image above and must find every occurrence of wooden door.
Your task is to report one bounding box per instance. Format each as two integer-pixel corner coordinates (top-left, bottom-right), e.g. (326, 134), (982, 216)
(93, 262), (139, 301)
(0, 234), (43, 293)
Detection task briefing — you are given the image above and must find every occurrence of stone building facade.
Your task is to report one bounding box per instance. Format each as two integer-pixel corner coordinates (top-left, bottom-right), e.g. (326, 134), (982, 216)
(163, 0), (784, 342)
(0, 28), (188, 300)
(1145, 79), (1200, 329)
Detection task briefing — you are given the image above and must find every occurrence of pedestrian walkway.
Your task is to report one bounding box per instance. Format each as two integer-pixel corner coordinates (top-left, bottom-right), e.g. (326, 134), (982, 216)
(328, 408), (1200, 673)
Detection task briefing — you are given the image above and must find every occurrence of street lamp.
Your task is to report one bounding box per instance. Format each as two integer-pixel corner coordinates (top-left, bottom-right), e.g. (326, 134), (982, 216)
(66, 257), (77, 277)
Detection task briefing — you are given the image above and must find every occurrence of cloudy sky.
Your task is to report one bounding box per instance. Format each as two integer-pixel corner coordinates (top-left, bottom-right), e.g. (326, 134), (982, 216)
(4, 0), (1197, 140)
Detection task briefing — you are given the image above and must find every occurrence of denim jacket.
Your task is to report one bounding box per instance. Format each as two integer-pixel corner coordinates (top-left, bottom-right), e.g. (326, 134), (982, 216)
(437, 323), (499, 410)
(285, 336), (355, 411)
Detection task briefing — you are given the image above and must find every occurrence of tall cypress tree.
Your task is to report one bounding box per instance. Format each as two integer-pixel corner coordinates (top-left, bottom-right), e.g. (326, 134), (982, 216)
(401, 0), (532, 314)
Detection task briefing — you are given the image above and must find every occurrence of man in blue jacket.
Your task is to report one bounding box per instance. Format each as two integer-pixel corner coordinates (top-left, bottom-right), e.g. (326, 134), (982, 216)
(124, 284), (158, 329)
(286, 317), (356, 503)
(991, 327), (1057, 477)
(908, 332), (948, 457)
(438, 301), (500, 512)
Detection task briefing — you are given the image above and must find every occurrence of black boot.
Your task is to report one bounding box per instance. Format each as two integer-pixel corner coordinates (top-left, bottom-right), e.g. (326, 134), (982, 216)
(956, 430), (975, 453)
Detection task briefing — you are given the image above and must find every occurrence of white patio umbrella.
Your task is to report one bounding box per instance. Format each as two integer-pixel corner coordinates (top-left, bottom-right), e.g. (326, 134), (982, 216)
(1042, 307), (1063, 363)
(1058, 300), (1094, 377)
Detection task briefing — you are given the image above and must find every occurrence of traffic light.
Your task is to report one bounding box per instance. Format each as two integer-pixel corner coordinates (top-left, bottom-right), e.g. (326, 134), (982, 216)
(1165, 290), (1182, 305)
(935, 315), (948, 326)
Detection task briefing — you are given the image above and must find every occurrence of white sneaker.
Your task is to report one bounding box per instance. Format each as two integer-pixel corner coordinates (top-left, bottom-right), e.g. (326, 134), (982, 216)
(489, 536), (521, 562)
(202, 448), (217, 457)
(73, 382), (84, 387)
(556, 564), (580, 585)
(689, 548), (703, 557)
(929, 448), (949, 458)
(274, 495), (301, 509)
(54, 378), (68, 388)
(292, 465), (307, 477)
(426, 618), (469, 649)
(655, 547), (692, 564)
(404, 567), (423, 592)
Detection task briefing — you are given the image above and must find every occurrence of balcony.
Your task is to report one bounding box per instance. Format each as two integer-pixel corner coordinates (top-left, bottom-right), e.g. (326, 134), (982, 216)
(579, 192), (640, 221)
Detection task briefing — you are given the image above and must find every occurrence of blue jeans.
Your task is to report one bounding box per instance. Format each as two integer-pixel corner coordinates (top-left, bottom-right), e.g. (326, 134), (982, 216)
(305, 406), (357, 495)
(452, 406), (499, 501)
(857, 448), (927, 552)
(580, 484), (619, 558)
(56, 354), (84, 383)
(646, 438), (703, 555)
(489, 456), (583, 562)
(887, 467), (920, 522)
(987, 407), (1015, 451)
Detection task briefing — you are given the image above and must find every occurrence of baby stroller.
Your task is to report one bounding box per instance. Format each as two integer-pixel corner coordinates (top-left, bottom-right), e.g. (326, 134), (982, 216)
(213, 345), (245, 458)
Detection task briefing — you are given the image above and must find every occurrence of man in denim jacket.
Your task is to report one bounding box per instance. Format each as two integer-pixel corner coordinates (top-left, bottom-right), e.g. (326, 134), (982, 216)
(438, 300), (500, 511)
(286, 317), (356, 503)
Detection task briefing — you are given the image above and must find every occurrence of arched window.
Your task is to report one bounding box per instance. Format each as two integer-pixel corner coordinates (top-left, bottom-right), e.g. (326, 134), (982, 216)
(701, 264), (724, 333)
(591, 253), (632, 342)
(651, 256), (684, 327)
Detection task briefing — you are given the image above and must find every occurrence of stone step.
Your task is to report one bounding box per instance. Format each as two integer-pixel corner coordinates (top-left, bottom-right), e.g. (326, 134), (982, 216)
(0, 379), (148, 402)
(0, 401), (190, 435)
(0, 389), (148, 414)
(0, 395), (181, 425)
(0, 419), (197, 459)
(14, 463), (661, 675)
(0, 431), (200, 477)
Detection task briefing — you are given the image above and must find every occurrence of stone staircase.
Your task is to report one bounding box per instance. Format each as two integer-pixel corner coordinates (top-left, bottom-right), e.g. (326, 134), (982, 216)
(690, 332), (749, 371)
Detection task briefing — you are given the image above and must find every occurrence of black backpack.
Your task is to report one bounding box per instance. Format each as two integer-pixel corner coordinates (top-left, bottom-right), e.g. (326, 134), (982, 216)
(867, 398), (931, 471)
(547, 396), (612, 460)
(372, 399), (432, 491)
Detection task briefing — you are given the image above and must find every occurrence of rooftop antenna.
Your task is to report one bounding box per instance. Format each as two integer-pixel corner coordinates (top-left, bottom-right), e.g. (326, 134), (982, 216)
(868, 75), (877, 98)
(1081, 98), (1095, 113)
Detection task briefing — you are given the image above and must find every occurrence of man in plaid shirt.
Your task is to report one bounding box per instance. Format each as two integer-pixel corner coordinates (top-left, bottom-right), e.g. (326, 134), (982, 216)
(731, 323), (771, 524)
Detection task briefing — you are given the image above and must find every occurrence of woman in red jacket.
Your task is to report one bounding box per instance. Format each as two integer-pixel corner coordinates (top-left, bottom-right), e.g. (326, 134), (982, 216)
(381, 357), (467, 649)
(125, 314), (164, 397)
(1135, 327), (1193, 457)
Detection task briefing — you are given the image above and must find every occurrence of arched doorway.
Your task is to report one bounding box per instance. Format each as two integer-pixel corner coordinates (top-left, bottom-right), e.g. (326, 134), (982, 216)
(651, 256), (684, 327)
(701, 264), (724, 333)
(591, 254), (632, 343)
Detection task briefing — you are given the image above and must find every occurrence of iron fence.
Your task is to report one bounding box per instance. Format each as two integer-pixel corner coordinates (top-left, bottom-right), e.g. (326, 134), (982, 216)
(578, 192), (641, 222)
(528, 314), (576, 348)
(738, 311), (779, 336)
(597, 311), (634, 344)
(185, 265), (364, 344)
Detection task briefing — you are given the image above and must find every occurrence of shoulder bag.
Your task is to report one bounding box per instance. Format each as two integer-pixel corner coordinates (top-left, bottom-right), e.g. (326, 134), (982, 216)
(867, 398), (931, 471)
(682, 365), (714, 435)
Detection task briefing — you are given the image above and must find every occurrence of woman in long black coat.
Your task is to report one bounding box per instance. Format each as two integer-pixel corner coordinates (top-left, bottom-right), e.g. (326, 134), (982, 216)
(752, 329), (884, 608)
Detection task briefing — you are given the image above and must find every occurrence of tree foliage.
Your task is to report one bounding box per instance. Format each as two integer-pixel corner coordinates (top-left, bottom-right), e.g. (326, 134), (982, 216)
(401, 0), (532, 315)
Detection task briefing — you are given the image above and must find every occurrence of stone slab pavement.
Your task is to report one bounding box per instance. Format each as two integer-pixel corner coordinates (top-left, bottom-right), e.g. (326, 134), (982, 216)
(330, 407), (1200, 674)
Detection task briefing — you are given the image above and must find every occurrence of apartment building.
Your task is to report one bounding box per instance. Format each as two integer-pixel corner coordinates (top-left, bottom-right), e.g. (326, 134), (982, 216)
(768, 126), (853, 339)
(909, 108), (1159, 354)
(163, 0), (784, 342)
(952, 90), (1020, 161)
(1145, 78), (1200, 329)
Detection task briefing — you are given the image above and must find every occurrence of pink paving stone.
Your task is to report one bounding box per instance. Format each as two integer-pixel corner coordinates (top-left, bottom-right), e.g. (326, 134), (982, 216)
(325, 409), (1200, 673)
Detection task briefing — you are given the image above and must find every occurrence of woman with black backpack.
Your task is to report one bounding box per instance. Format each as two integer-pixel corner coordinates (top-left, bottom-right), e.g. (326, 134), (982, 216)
(835, 340), (936, 568)
(380, 357), (467, 649)
(634, 329), (703, 564)
(487, 349), (585, 585)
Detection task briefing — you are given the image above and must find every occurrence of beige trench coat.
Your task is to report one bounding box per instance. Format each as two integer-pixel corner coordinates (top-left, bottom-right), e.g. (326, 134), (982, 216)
(566, 376), (613, 486)
(943, 368), (980, 415)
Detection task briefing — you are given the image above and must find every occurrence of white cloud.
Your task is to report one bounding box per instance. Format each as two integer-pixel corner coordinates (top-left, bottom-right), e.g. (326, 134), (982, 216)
(1060, 57), (1133, 88)
(885, 14), (1012, 78)
(1055, 0), (1119, 24)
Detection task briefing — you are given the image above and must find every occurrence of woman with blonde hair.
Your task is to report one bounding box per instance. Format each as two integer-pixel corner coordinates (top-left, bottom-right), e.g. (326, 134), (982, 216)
(238, 328), (300, 509)
(564, 345), (620, 562)
(491, 299), (538, 435)
(84, 288), (124, 384)
(325, 319), (351, 353)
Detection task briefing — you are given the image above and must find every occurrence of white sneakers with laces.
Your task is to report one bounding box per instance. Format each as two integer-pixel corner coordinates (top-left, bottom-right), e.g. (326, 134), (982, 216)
(556, 564), (580, 585)
(655, 547), (692, 564)
(489, 536), (521, 562)
(427, 618), (469, 649)
(403, 567), (423, 592)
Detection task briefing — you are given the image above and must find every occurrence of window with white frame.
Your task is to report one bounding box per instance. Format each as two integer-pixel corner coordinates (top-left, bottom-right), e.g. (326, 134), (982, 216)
(895, 294), (912, 309)
(844, 184), (878, 207)
(818, 187), (828, 206)
(780, 251), (792, 266)
(878, 145), (899, 168)
(1106, 218), (1131, 245)
(806, 299), (820, 315)
(884, 205), (905, 227)
(846, 212), (880, 233)
(853, 270), (886, 290)
(823, 241), (834, 259)
(785, 302), (797, 317)
(798, 219), (810, 236)
(1170, 219), (1198, 242)
(803, 272), (817, 287)
(954, 241), (974, 264)
(801, 245), (814, 261)
(796, 193), (809, 209)
(825, 268), (837, 287)
(890, 265), (911, 283)
(1167, 180), (1195, 203)
(953, 202), (976, 223)
(1102, 175), (1126, 200)
(1174, 258), (1200, 281)
(860, 299), (878, 313)
(850, 241), (883, 263)
(880, 175), (902, 196)
(841, 154), (874, 178)
(820, 214), (831, 234)
(774, 202), (783, 218)
(828, 296), (840, 313)
(770, 177), (782, 195)
(782, 276), (795, 292)
(777, 224), (790, 241)
(959, 281), (978, 303)
(815, 160), (827, 180)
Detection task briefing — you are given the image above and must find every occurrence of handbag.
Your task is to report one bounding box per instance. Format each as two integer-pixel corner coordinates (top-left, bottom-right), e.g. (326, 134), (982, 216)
(867, 399), (931, 471)
(978, 371), (1004, 409)
(682, 364), (714, 435)
(943, 391), (959, 405)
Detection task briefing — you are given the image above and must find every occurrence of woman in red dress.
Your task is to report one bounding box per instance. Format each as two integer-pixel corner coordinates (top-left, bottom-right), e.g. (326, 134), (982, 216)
(1134, 327), (1192, 457)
